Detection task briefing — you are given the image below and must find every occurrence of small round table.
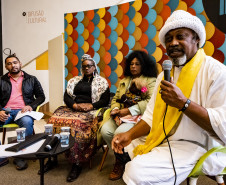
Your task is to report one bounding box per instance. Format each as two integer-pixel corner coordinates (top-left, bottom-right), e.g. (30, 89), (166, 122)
(14, 134), (75, 185)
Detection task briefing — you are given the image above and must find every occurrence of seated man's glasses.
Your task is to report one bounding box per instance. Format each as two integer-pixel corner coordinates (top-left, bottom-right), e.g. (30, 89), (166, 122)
(82, 64), (94, 70)
(6, 61), (19, 66)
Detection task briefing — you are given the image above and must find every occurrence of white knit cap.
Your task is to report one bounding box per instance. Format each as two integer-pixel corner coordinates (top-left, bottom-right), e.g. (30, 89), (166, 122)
(159, 10), (206, 48)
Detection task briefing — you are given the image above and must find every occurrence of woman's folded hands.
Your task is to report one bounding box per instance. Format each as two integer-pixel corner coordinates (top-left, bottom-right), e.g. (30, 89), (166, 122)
(73, 103), (93, 112)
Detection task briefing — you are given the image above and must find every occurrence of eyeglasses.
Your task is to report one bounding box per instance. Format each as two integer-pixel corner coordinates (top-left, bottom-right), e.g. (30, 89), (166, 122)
(6, 61), (19, 66)
(82, 64), (94, 70)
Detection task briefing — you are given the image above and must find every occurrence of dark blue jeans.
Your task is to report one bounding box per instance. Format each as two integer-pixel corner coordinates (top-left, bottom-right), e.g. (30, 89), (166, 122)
(0, 109), (34, 136)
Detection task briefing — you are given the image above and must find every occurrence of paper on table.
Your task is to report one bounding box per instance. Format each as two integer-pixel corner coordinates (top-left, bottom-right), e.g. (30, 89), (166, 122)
(14, 111), (44, 121)
(0, 139), (45, 158)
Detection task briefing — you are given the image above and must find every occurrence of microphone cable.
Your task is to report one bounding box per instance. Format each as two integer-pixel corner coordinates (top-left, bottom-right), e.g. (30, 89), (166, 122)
(163, 104), (177, 185)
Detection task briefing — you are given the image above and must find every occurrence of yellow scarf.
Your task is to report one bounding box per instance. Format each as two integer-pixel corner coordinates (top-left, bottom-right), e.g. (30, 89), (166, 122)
(133, 49), (206, 157)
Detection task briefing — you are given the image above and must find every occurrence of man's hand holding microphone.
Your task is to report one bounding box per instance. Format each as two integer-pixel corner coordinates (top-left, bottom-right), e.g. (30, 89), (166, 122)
(160, 60), (187, 110)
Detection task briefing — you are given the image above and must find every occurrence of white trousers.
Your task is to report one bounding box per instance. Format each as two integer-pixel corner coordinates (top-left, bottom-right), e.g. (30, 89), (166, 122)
(123, 141), (207, 185)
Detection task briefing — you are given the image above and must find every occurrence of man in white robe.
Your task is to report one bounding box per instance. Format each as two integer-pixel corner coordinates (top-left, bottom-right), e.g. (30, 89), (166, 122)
(111, 10), (226, 185)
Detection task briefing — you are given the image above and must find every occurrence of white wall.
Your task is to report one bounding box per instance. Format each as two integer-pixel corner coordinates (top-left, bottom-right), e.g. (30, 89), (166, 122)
(48, 35), (64, 112)
(2, 0), (133, 107)
(64, 0), (132, 13)
(2, 0), (63, 66)
(2, 0), (133, 68)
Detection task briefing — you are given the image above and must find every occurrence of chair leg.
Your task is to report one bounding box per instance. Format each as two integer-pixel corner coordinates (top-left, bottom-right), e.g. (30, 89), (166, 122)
(187, 178), (189, 185)
(188, 177), (198, 185)
(216, 175), (225, 185)
(98, 146), (109, 171)
(2, 128), (6, 145)
(89, 158), (92, 169)
(101, 145), (105, 152)
(33, 129), (35, 135)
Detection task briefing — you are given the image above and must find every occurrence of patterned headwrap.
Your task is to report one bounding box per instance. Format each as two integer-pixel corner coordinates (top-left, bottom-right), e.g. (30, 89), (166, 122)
(81, 54), (98, 76)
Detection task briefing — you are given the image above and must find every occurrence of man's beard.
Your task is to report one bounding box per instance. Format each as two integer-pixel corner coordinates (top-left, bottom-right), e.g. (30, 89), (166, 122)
(169, 54), (187, 67)
(10, 67), (21, 74)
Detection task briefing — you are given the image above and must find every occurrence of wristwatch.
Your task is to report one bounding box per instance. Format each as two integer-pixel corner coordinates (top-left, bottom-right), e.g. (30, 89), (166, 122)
(179, 99), (191, 112)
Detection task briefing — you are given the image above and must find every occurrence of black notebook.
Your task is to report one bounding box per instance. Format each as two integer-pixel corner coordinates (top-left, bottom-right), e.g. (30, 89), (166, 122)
(5, 133), (48, 152)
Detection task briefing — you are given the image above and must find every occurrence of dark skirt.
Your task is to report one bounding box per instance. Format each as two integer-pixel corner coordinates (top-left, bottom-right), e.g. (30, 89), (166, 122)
(48, 106), (98, 164)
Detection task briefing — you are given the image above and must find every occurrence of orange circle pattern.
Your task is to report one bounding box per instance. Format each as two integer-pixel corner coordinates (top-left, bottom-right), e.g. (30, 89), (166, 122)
(65, 0), (226, 93)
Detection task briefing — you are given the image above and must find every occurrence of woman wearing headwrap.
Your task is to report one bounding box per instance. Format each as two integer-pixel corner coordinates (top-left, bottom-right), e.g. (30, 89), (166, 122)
(43, 54), (110, 182)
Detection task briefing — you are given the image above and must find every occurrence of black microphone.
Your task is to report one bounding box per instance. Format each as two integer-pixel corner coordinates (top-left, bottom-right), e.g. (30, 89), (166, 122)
(44, 134), (60, 151)
(162, 60), (172, 82)
(162, 60), (177, 185)
(5, 107), (11, 115)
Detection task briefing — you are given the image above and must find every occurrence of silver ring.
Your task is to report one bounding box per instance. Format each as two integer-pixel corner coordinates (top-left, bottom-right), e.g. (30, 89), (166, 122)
(159, 90), (162, 94)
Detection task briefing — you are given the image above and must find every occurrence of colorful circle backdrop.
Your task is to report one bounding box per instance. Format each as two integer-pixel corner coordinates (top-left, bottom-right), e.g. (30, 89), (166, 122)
(65, 0), (226, 92)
